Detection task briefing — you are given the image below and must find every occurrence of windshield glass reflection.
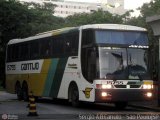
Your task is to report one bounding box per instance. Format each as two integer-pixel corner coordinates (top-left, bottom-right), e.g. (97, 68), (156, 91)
(127, 48), (150, 80)
(98, 47), (150, 80)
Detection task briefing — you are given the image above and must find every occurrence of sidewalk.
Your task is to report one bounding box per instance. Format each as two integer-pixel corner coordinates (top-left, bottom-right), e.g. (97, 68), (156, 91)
(129, 100), (160, 112)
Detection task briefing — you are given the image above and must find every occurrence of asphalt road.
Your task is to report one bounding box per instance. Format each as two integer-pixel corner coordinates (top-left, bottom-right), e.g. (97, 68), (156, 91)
(0, 91), (159, 120)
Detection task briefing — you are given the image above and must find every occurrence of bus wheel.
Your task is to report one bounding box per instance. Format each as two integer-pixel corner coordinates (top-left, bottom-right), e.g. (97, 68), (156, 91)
(71, 86), (79, 107)
(22, 82), (28, 101)
(15, 83), (22, 101)
(115, 102), (128, 109)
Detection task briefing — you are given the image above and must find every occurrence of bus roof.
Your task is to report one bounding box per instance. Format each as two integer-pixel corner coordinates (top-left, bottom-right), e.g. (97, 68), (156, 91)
(8, 24), (147, 45)
(8, 27), (78, 45)
(80, 24), (147, 31)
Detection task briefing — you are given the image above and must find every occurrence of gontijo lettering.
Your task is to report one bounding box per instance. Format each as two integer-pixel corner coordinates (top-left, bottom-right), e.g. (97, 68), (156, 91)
(21, 62), (39, 70)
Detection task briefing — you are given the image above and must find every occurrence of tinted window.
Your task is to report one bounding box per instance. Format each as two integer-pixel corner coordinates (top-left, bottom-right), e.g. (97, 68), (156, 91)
(52, 31), (79, 57)
(9, 44), (19, 61)
(19, 43), (29, 60)
(7, 45), (12, 62)
(82, 29), (94, 46)
(95, 30), (148, 45)
(72, 33), (79, 55)
(30, 40), (39, 59)
(40, 37), (52, 58)
(52, 36), (64, 57)
(7, 30), (79, 62)
(65, 32), (79, 56)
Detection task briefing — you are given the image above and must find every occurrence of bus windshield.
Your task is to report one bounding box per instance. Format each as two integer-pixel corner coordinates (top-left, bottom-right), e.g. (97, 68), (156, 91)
(98, 47), (150, 80)
(95, 30), (148, 46)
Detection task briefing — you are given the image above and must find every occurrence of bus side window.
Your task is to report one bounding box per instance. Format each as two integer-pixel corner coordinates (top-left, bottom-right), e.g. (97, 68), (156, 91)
(58, 36), (65, 57)
(87, 50), (96, 82)
(81, 48), (96, 83)
(65, 32), (79, 56)
(82, 29), (94, 45)
(65, 34), (72, 56)
(72, 33), (79, 55)
(7, 45), (12, 62)
(52, 36), (64, 57)
(52, 37), (58, 57)
(30, 41), (39, 59)
(15, 45), (18, 61)
(22, 43), (29, 60)
(40, 38), (51, 58)
(11, 45), (19, 61)
(58, 36), (64, 57)
(25, 43), (29, 60)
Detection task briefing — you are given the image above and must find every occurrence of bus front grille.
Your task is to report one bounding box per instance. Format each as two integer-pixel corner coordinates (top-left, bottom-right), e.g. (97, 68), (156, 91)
(114, 85), (141, 88)
(130, 85), (141, 88)
(114, 85), (126, 88)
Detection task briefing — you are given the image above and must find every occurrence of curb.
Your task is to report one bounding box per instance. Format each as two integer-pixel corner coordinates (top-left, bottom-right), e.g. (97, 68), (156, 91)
(0, 99), (18, 102)
(128, 104), (160, 112)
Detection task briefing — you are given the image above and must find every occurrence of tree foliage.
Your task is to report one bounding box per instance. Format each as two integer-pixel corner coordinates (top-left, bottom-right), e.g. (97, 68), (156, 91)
(140, 0), (160, 80)
(126, 0), (160, 80)
(126, 0), (160, 27)
(140, 0), (160, 17)
(64, 10), (123, 27)
(0, 0), (64, 83)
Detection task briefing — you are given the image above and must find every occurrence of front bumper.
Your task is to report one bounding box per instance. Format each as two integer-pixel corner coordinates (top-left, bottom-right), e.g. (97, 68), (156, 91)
(95, 89), (153, 102)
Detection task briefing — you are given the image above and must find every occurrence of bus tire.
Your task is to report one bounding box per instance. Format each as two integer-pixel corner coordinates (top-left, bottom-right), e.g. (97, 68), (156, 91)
(69, 83), (79, 107)
(115, 102), (127, 109)
(15, 82), (22, 101)
(22, 82), (28, 101)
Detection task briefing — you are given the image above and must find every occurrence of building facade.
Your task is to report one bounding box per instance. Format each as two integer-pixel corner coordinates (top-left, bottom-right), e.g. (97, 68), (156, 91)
(102, 0), (125, 15)
(19, 0), (126, 17)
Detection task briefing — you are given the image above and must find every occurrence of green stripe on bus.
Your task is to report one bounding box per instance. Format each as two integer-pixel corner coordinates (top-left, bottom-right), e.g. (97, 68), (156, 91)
(43, 59), (59, 96)
(49, 58), (68, 98)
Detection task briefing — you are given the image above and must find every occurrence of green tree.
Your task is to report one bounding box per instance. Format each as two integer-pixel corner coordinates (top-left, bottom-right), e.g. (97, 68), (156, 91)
(0, 0), (32, 85)
(126, 0), (160, 80)
(0, 0), (64, 86)
(140, 0), (160, 80)
(64, 10), (123, 27)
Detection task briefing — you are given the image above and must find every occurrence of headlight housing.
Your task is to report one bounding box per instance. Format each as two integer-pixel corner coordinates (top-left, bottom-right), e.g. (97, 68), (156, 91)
(102, 84), (112, 89)
(96, 84), (113, 89)
(142, 84), (153, 89)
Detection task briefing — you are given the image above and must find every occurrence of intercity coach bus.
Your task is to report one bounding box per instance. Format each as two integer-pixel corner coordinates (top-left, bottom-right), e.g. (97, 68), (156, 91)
(6, 24), (153, 109)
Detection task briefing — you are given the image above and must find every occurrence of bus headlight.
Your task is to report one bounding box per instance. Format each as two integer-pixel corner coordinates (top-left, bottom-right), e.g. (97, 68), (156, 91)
(142, 84), (153, 89)
(101, 92), (108, 97)
(102, 84), (112, 89)
(96, 84), (113, 89)
(101, 92), (111, 97)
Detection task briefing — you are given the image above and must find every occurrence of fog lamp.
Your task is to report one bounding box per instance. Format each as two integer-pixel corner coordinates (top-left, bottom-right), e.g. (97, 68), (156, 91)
(146, 92), (152, 97)
(101, 92), (107, 97)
